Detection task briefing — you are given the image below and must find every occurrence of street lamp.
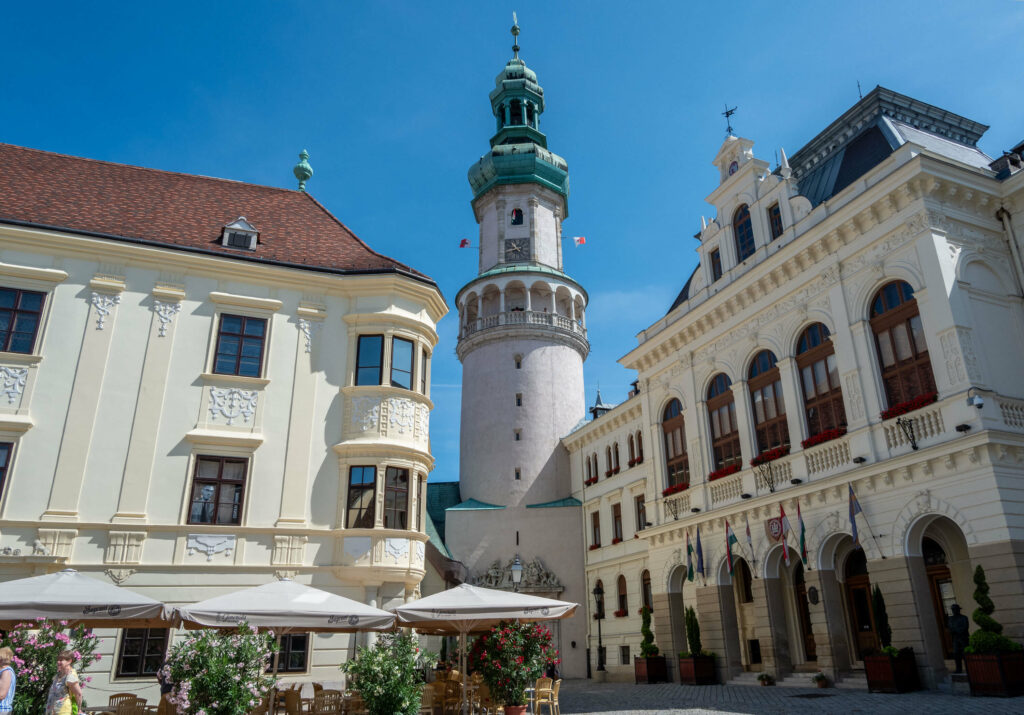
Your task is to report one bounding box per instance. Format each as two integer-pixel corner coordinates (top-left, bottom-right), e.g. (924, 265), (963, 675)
(511, 554), (523, 592)
(592, 582), (605, 672)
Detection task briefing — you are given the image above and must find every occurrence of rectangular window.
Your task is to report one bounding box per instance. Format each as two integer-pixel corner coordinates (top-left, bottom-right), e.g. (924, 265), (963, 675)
(390, 337), (414, 390)
(420, 351), (429, 393)
(0, 287), (45, 354)
(383, 466), (409, 529)
(515, 393), (522, 407)
(514, 468), (521, 480)
(346, 466), (376, 528)
(226, 231), (254, 249)
(116, 628), (169, 678)
(591, 511), (601, 547)
(273, 633), (310, 673)
(612, 503), (623, 541)
(619, 645), (630, 665)
(213, 314), (267, 377)
(514, 430), (521, 441)
(768, 203), (784, 240)
(0, 442), (12, 501)
(710, 250), (723, 282)
(355, 335), (384, 386)
(635, 495), (646, 532)
(188, 456), (247, 525)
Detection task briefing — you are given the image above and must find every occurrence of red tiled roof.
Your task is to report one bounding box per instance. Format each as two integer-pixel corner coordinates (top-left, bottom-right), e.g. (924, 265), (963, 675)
(0, 143), (432, 281)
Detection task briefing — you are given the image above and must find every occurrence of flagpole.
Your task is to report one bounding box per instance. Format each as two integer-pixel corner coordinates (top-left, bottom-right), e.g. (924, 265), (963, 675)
(859, 509), (887, 559)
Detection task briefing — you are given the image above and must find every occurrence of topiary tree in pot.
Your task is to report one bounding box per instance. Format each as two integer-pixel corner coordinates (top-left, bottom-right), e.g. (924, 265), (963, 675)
(864, 584), (920, 693)
(677, 606), (715, 685)
(634, 606), (668, 683)
(964, 565), (1024, 697)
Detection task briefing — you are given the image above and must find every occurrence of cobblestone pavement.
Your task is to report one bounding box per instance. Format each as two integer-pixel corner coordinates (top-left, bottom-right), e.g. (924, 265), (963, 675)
(557, 679), (1024, 714)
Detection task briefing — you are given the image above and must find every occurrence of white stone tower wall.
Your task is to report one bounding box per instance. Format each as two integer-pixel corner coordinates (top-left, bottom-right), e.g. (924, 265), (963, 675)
(474, 185), (565, 273)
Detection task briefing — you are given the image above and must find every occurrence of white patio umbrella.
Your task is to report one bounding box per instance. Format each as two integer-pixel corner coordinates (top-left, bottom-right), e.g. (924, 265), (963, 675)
(394, 583), (578, 713)
(0, 568), (171, 628)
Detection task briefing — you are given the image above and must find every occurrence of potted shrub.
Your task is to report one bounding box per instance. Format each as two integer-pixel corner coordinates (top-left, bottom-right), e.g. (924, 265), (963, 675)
(475, 622), (560, 715)
(342, 632), (436, 715)
(677, 606), (715, 685)
(964, 565), (1024, 697)
(811, 671), (828, 688)
(757, 673), (775, 686)
(863, 585), (920, 693)
(633, 606), (668, 684)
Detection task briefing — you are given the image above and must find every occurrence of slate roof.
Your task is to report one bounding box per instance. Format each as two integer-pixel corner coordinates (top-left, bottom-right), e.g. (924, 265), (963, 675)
(425, 481), (461, 551)
(447, 498), (505, 511)
(0, 143), (433, 282)
(526, 497), (582, 508)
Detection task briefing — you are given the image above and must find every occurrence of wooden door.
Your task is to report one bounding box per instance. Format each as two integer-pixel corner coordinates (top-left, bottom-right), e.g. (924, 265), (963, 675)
(927, 564), (955, 658)
(795, 580), (818, 661)
(845, 575), (879, 659)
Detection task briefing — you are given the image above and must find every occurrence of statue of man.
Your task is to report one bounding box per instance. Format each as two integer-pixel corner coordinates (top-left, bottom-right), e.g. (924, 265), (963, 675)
(947, 604), (970, 674)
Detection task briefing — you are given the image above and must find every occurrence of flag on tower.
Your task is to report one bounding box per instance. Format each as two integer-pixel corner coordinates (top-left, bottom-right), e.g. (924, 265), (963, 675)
(849, 484), (863, 546)
(726, 521), (739, 575)
(572, 236), (586, 246)
(458, 238), (470, 248)
(779, 504), (792, 567)
(686, 531), (695, 582)
(696, 526), (705, 580)
(797, 499), (808, 565)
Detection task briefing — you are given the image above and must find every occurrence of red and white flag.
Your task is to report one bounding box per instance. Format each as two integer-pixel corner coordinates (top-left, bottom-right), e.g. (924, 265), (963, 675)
(779, 505), (792, 567)
(458, 238), (470, 248)
(572, 236), (586, 246)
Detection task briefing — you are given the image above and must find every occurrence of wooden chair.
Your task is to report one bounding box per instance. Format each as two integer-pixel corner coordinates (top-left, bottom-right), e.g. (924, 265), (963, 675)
(157, 694), (175, 715)
(312, 689), (343, 714)
(109, 693), (141, 708)
(283, 689), (304, 715)
(418, 683), (435, 715)
(535, 679), (560, 715)
(345, 690), (367, 715)
(442, 680), (463, 715)
(476, 683), (501, 715)
(115, 704), (146, 715)
(312, 682), (324, 695)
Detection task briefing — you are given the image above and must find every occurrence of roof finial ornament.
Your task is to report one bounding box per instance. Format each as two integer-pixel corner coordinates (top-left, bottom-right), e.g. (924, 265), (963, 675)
(511, 11), (521, 59)
(722, 103), (738, 136)
(779, 147), (792, 179)
(293, 150), (313, 192)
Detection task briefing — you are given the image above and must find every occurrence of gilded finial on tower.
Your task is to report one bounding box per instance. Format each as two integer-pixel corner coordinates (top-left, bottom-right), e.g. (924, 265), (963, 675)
(293, 150), (313, 192)
(511, 11), (520, 59)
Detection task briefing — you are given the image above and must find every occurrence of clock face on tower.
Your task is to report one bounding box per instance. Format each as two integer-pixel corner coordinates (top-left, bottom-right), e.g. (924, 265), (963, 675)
(504, 238), (529, 263)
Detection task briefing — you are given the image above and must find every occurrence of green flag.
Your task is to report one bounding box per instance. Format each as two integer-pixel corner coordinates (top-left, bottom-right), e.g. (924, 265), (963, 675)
(686, 530), (695, 582)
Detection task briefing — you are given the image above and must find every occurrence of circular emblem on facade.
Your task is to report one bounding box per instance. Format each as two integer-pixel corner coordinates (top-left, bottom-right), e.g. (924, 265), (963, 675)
(807, 586), (819, 605)
(767, 517), (783, 541)
(107, 605), (122, 617)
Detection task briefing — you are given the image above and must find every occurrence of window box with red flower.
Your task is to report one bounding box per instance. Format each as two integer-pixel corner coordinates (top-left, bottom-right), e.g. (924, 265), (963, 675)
(613, 609), (628, 618)
(613, 467), (620, 474)
(589, 543), (600, 551)
(801, 427), (847, 449)
(707, 464), (740, 482)
(880, 392), (938, 420)
(749, 445), (790, 467)
(584, 477), (598, 486)
(628, 458), (637, 467)
(662, 482), (689, 497)
(611, 537), (622, 545)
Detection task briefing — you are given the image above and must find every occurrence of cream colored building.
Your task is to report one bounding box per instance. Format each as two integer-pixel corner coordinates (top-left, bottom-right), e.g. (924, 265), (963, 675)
(566, 88), (1024, 688)
(0, 144), (445, 698)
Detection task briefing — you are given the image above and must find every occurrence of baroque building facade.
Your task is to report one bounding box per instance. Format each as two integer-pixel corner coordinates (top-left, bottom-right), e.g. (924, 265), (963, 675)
(565, 87), (1024, 688)
(0, 144), (445, 698)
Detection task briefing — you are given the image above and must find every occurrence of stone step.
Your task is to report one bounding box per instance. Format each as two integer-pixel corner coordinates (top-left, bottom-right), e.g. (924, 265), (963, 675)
(776, 674), (822, 688)
(728, 672), (765, 687)
(835, 671), (867, 690)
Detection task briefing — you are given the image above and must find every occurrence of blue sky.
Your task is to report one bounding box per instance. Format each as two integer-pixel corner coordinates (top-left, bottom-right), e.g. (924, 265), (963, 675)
(3, 1), (1022, 482)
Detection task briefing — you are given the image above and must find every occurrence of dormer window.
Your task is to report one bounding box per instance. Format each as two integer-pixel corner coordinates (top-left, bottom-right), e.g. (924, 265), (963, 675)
(221, 217), (258, 251)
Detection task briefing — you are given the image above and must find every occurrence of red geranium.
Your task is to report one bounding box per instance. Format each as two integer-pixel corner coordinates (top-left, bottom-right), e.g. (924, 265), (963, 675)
(880, 392), (938, 420)
(707, 464), (741, 481)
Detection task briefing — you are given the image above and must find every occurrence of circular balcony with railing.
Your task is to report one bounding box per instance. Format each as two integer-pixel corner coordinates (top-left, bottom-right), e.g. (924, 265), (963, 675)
(457, 308), (589, 358)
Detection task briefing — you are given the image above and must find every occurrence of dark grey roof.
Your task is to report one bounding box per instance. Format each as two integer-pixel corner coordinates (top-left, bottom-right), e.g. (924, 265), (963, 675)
(797, 121), (896, 206)
(668, 264), (699, 314)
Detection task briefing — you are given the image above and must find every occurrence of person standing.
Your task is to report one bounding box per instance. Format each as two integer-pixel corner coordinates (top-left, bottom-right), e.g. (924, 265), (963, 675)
(947, 604), (971, 674)
(45, 651), (81, 715)
(0, 647), (16, 715)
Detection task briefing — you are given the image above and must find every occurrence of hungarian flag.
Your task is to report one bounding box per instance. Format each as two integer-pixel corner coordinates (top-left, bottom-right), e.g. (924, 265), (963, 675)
(695, 526), (705, 580)
(726, 521), (739, 575)
(572, 236), (586, 246)
(686, 531), (695, 582)
(458, 238), (470, 248)
(745, 517), (754, 558)
(797, 500), (808, 565)
(849, 484), (863, 546)
(779, 505), (792, 567)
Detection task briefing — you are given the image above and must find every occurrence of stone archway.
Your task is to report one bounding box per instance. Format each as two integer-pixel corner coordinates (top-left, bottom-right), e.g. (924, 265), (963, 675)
(762, 543), (805, 676)
(816, 531), (857, 674)
(666, 563), (688, 679)
(717, 555), (757, 677)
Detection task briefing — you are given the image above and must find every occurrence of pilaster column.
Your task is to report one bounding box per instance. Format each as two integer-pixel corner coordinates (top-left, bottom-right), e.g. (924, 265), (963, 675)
(550, 287), (557, 315)
(44, 275), (125, 521)
(276, 304), (326, 526)
(529, 197), (540, 262)
(113, 284), (185, 522)
(776, 357), (806, 447)
(498, 288), (506, 325)
(525, 291), (532, 312)
(504, 103), (510, 126)
(475, 295), (482, 330)
(554, 207), (563, 270)
(730, 380), (756, 467)
(848, 320), (884, 424)
(364, 584), (381, 647)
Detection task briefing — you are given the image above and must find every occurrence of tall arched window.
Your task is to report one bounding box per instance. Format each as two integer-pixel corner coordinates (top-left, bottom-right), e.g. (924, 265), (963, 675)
(591, 454), (598, 481)
(605, 446), (613, 477)
(585, 455), (592, 483)
(707, 374), (741, 471)
(662, 399), (689, 488)
(636, 431), (644, 462)
(796, 323), (846, 437)
(734, 204), (755, 262)
(870, 281), (936, 408)
(612, 443), (621, 473)
(627, 435), (636, 465)
(748, 351), (789, 455)
(617, 575), (628, 613)
(641, 570), (653, 612)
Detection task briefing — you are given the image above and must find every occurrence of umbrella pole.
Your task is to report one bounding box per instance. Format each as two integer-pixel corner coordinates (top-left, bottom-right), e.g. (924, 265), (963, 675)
(270, 634), (282, 715)
(461, 631), (468, 715)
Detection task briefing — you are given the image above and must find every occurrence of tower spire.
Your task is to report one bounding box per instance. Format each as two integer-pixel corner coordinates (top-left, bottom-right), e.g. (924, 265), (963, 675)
(511, 11), (521, 59)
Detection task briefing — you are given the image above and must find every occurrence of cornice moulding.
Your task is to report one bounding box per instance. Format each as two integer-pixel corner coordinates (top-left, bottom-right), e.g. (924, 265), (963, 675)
(0, 261), (69, 284)
(208, 292), (283, 312)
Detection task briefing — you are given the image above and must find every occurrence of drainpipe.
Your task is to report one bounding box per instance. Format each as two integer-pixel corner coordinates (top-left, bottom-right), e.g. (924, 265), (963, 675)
(996, 205), (1024, 297)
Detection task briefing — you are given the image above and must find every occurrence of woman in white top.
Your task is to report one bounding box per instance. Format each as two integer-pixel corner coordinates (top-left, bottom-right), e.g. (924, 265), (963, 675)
(0, 646), (16, 714)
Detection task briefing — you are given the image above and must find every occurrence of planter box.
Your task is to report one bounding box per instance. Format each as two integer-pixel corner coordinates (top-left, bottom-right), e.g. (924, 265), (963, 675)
(864, 650), (920, 693)
(965, 652), (1024, 697)
(678, 655), (716, 685)
(634, 655), (669, 684)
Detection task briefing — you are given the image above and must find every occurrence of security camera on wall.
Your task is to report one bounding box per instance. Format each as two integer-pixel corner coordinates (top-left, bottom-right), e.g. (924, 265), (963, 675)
(967, 394), (984, 409)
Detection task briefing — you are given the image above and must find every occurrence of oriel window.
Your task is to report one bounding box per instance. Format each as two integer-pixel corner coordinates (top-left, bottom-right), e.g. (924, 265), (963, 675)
(390, 337), (414, 390)
(355, 335), (384, 386)
(383, 467), (409, 529)
(346, 466), (376, 529)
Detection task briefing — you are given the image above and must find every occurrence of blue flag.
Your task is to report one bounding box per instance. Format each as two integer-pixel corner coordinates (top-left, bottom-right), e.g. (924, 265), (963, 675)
(696, 526), (705, 579)
(849, 484), (863, 547)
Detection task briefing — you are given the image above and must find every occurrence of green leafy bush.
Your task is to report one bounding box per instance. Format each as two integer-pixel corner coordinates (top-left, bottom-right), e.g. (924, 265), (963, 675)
(965, 565), (1023, 654)
(871, 585), (892, 648)
(684, 606), (702, 656)
(638, 606), (659, 657)
(342, 632), (436, 715)
(473, 622), (559, 707)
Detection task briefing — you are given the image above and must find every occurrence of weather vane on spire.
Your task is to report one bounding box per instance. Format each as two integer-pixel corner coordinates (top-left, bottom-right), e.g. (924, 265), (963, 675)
(722, 103), (738, 136)
(511, 11), (521, 59)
